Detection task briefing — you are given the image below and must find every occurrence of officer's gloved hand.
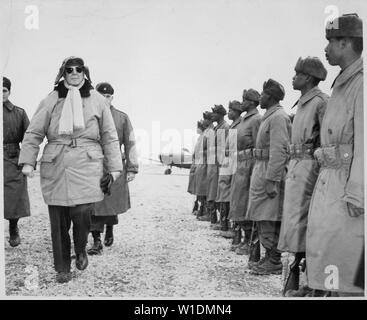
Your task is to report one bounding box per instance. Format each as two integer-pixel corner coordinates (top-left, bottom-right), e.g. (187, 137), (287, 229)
(347, 202), (364, 217)
(265, 179), (279, 199)
(100, 173), (114, 195)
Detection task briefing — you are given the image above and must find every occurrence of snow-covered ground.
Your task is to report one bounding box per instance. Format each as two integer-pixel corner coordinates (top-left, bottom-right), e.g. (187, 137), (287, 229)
(5, 164), (282, 297)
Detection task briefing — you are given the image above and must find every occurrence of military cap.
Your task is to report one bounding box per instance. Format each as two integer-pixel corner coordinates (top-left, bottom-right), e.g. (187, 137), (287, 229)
(55, 56), (91, 85)
(242, 89), (248, 100)
(243, 88), (260, 103)
(96, 82), (114, 95)
(228, 100), (242, 113)
(197, 120), (205, 131)
(262, 78), (285, 101)
(326, 13), (363, 39)
(211, 104), (227, 116)
(203, 111), (213, 120)
(3, 76), (11, 91)
(295, 56), (327, 81)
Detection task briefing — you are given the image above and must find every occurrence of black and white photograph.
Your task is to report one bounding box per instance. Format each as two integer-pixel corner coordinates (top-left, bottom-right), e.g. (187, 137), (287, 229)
(0, 0), (365, 302)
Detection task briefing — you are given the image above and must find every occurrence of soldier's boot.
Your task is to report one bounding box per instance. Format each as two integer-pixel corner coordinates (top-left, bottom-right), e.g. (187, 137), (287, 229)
(211, 202), (223, 230)
(247, 241), (261, 269)
(197, 198), (205, 218)
(9, 219), (21, 247)
(56, 271), (72, 284)
(220, 203), (234, 238)
(87, 231), (103, 255)
(192, 198), (199, 215)
(235, 226), (251, 255)
(104, 226), (114, 247)
(209, 202), (218, 225)
(285, 286), (313, 297)
(282, 252), (305, 296)
(251, 247), (282, 275)
(230, 223), (242, 251)
(75, 250), (88, 270)
(197, 201), (211, 221)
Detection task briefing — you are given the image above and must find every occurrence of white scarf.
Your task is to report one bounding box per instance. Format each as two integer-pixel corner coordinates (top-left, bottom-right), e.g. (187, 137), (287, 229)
(58, 79), (86, 135)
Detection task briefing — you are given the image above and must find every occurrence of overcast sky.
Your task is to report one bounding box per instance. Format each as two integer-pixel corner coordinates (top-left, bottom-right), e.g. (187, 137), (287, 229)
(1, 0), (366, 155)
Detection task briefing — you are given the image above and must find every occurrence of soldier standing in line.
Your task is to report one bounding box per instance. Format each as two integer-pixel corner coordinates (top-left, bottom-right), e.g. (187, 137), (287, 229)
(3, 76), (31, 247)
(213, 100), (243, 238)
(196, 112), (214, 221)
(187, 120), (205, 214)
(306, 14), (364, 296)
(228, 89), (262, 255)
(208, 105), (229, 228)
(87, 82), (138, 255)
(246, 79), (291, 275)
(277, 57), (328, 296)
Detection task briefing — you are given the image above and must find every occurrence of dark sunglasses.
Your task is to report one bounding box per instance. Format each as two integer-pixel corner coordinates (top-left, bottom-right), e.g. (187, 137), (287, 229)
(65, 66), (83, 74)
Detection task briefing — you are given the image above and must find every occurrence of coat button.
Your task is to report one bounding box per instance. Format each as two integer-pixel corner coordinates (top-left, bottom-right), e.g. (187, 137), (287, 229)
(328, 128), (332, 134)
(344, 153), (349, 158)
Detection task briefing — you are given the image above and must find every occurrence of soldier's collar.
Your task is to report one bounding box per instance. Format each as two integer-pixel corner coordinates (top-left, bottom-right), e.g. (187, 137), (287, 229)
(262, 103), (281, 121)
(331, 57), (363, 89)
(3, 100), (14, 111)
(242, 108), (258, 119)
(297, 86), (322, 107)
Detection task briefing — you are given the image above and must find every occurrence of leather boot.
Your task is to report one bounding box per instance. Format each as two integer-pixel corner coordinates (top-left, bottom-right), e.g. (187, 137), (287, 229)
(192, 199), (199, 215)
(197, 198), (206, 218)
(210, 202), (218, 225)
(282, 252), (305, 296)
(235, 225), (251, 255)
(56, 271), (72, 283)
(251, 247), (282, 275)
(197, 201), (211, 221)
(87, 231), (103, 255)
(247, 241), (261, 269)
(75, 250), (88, 270)
(230, 224), (242, 250)
(104, 226), (114, 247)
(9, 219), (21, 247)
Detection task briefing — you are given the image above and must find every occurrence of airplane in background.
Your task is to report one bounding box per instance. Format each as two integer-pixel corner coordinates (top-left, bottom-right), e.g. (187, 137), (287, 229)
(150, 148), (192, 174)
(159, 148), (192, 174)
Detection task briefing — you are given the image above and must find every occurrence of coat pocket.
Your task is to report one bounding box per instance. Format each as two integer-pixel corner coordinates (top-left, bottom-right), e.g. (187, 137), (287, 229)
(40, 152), (59, 179)
(87, 150), (104, 173)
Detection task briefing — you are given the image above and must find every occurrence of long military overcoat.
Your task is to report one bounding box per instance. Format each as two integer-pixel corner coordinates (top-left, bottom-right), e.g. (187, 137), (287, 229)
(229, 109), (261, 221)
(94, 106), (138, 216)
(216, 117), (241, 202)
(306, 58), (364, 293)
(278, 87), (328, 253)
(19, 86), (123, 206)
(194, 126), (211, 196)
(206, 121), (229, 201)
(246, 104), (291, 221)
(3, 101), (31, 219)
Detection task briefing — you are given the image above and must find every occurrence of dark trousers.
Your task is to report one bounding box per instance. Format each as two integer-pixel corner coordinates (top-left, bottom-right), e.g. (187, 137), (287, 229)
(257, 220), (281, 251)
(48, 204), (93, 272)
(90, 215), (118, 233)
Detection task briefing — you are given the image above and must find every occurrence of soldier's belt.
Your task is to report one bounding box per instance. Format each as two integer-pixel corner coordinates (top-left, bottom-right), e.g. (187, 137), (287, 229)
(48, 138), (99, 148)
(253, 148), (269, 160)
(238, 148), (254, 161)
(314, 144), (353, 169)
(288, 143), (314, 160)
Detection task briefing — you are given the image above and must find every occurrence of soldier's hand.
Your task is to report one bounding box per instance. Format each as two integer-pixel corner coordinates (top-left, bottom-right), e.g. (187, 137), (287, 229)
(347, 202), (364, 217)
(127, 172), (135, 182)
(100, 173), (113, 195)
(22, 164), (34, 178)
(265, 179), (278, 199)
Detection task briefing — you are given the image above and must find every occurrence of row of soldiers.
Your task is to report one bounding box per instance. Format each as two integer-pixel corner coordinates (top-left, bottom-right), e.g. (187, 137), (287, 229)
(188, 13), (364, 297)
